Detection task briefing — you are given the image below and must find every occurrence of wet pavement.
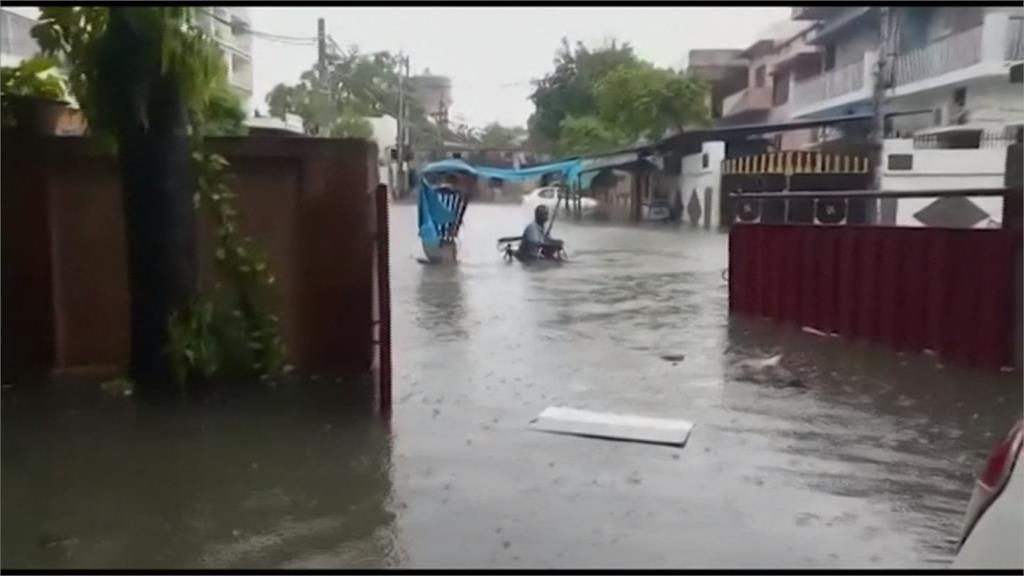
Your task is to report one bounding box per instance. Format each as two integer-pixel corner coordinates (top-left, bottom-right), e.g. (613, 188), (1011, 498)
(3, 202), (1021, 569)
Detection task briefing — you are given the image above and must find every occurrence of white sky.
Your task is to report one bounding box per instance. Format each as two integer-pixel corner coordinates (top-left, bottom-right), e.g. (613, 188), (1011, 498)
(250, 6), (791, 127)
(7, 6), (792, 128)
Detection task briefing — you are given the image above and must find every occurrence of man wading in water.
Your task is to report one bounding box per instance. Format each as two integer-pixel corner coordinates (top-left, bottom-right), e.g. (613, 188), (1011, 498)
(517, 204), (564, 261)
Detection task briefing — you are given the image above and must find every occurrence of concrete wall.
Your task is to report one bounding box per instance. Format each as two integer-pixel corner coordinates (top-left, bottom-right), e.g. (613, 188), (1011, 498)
(680, 142), (726, 228)
(1, 134), (380, 380)
(964, 78), (1024, 124)
(882, 138), (1006, 227)
(833, 25), (878, 69)
(592, 170), (637, 224)
(885, 76), (1022, 135)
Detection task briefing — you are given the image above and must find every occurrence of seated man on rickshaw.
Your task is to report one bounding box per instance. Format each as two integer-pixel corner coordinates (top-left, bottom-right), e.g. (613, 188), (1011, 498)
(516, 204), (564, 261)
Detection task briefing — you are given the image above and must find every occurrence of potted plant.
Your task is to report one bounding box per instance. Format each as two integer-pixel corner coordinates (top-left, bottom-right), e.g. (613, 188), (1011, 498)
(1, 56), (69, 135)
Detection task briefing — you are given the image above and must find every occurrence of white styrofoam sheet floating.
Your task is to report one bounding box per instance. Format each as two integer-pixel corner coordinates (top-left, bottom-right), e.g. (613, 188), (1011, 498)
(529, 406), (694, 447)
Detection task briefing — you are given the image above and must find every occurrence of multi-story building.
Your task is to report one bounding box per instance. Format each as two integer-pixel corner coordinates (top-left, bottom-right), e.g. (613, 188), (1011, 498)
(685, 49), (749, 121)
(196, 7), (254, 111)
(718, 20), (820, 149)
(791, 6), (1023, 131)
(408, 70), (452, 126)
(789, 6), (1024, 226)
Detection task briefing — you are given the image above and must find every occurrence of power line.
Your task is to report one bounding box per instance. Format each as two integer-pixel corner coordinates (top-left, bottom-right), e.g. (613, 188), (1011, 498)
(197, 8), (318, 45)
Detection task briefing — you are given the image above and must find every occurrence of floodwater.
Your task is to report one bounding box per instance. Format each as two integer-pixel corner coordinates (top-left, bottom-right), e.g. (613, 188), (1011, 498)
(2, 202), (1020, 569)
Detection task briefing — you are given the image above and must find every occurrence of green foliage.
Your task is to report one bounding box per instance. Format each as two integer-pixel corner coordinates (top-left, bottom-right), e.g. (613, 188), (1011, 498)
(595, 62), (710, 142)
(187, 148), (287, 383)
(557, 115), (629, 156)
(528, 38), (638, 151)
(477, 122), (527, 149)
(530, 38), (710, 155)
(167, 296), (220, 386)
(99, 376), (135, 397)
(1, 56), (68, 127)
(266, 46), (443, 145)
(199, 83), (247, 137)
(329, 111), (374, 139)
(35, 7), (281, 390)
(0, 56), (67, 100)
(166, 147), (289, 387)
(266, 46), (408, 138)
(32, 6), (245, 139)
(31, 7), (108, 127)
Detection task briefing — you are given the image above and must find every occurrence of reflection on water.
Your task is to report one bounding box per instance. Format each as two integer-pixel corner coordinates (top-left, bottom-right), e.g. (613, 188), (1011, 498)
(720, 317), (1017, 560)
(386, 204), (1020, 568)
(415, 265), (467, 343)
(1, 379), (401, 569)
(3, 203), (1020, 569)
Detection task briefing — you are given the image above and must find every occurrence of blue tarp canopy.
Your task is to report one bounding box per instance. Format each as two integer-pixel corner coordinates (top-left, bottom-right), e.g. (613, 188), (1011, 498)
(420, 158), (584, 183)
(418, 158), (585, 249)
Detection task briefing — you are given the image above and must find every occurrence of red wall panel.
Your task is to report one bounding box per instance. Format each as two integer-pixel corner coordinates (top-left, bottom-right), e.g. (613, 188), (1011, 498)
(729, 224), (1016, 370)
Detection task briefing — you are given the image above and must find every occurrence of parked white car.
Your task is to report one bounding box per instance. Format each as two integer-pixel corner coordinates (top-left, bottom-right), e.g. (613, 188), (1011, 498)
(522, 186), (598, 214)
(952, 417), (1023, 569)
(642, 200), (672, 222)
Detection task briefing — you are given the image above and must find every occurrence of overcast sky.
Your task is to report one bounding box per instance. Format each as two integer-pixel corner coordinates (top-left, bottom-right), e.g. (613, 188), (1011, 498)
(7, 5), (791, 128)
(250, 6), (791, 128)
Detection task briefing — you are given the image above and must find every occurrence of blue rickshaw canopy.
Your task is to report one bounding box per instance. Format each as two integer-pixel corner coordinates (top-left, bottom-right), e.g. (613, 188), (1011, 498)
(417, 158), (584, 249)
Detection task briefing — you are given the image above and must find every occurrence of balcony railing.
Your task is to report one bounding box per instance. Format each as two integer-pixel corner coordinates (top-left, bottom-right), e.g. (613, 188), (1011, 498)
(1008, 17), (1024, 61)
(721, 85), (772, 117)
(793, 58), (865, 110)
(893, 25), (983, 87)
(230, 72), (253, 92)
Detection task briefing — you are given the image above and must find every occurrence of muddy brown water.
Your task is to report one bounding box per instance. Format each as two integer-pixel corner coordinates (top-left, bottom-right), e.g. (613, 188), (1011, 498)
(2, 203), (1020, 568)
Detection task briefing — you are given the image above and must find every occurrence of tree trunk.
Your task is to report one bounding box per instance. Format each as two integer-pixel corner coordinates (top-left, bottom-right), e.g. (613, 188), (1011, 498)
(120, 73), (197, 393)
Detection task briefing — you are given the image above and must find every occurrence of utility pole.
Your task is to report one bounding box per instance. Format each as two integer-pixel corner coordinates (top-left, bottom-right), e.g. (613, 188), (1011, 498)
(396, 54), (409, 198)
(871, 6), (894, 222)
(317, 18), (326, 85)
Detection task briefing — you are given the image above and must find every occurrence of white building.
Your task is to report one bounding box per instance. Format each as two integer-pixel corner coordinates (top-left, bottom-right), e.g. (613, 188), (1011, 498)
(2, 7), (255, 113)
(196, 7), (254, 111)
(679, 141), (727, 228)
(789, 6), (1024, 227)
(790, 7), (1023, 130)
(367, 115), (398, 190)
(0, 8), (38, 68)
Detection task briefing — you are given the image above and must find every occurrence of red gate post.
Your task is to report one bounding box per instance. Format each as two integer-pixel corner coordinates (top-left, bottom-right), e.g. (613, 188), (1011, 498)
(374, 183), (393, 417)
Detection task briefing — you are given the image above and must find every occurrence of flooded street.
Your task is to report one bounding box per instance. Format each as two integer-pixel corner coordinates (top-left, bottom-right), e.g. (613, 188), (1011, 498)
(3, 202), (1020, 569)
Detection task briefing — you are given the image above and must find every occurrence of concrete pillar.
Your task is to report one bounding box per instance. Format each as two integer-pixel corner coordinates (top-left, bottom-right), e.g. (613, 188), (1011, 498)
(704, 142), (726, 228)
(862, 51), (879, 98)
(981, 11), (1010, 63)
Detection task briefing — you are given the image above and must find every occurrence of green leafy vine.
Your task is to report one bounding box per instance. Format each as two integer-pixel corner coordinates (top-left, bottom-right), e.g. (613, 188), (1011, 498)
(33, 7), (286, 389)
(169, 142), (287, 386)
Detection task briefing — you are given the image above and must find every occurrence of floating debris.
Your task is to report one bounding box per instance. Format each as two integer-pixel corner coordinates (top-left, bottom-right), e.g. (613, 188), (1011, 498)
(801, 326), (835, 338)
(659, 353), (686, 363)
(99, 377), (134, 398)
(731, 354), (804, 389)
(529, 406), (694, 447)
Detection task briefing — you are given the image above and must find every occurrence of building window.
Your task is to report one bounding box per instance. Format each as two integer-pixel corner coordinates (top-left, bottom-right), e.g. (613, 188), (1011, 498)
(772, 72), (790, 106)
(951, 86), (968, 124)
(824, 45), (836, 71)
(953, 87), (967, 108)
(754, 65), (766, 88)
(701, 153), (709, 169)
(887, 154), (914, 171)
